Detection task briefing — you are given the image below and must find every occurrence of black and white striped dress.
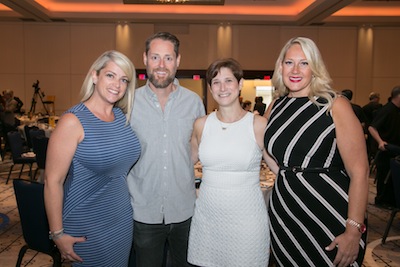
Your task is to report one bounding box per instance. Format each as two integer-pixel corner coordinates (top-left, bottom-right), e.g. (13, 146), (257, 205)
(264, 96), (366, 267)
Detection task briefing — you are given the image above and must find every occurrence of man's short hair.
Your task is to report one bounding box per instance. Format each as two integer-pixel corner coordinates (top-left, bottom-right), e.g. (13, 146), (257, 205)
(391, 86), (400, 98)
(341, 89), (353, 101)
(369, 92), (380, 101)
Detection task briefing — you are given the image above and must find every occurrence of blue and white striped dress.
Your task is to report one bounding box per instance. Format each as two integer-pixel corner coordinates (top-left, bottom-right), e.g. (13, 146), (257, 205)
(62, 103), (140, 267)
(264, 96), (367, 267)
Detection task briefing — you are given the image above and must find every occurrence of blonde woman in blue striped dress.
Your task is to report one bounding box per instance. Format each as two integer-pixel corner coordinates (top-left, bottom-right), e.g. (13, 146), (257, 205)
(44, 51), (141, 266)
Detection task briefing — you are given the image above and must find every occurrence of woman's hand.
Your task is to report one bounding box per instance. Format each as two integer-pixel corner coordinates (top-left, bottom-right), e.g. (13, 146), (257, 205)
(325, 230), (361, 267)
(54, 234), (86, 263)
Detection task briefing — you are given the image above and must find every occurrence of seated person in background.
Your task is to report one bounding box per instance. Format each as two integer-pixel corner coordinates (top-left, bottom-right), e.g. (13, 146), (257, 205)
(363, 92), (382, 125)
(363, 92), (382, 159)
(241, 100), (252, 111)
(253, 96), (266, 116)
(368, 85), (400, 208)
(13, 96), (24, 114)
(1, 89), (18, 131)
(341, 89), (367, 131)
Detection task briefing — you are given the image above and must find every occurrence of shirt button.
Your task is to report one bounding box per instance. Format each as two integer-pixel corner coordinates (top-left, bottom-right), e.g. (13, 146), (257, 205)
(164, 166), (167, 170)
(164, 150), (167, 153)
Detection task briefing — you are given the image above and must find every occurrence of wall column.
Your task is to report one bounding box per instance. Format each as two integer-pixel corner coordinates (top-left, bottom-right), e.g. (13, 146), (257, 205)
(217, 23), (232, 58)
(115, 23), (131, 56)
(356, 27), (374, 102)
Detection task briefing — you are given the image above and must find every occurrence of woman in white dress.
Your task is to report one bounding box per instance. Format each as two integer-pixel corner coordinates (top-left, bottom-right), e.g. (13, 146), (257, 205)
(187, 58), (270, 267)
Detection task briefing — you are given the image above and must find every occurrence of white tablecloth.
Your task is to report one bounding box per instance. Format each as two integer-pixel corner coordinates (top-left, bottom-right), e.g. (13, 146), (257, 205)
(17, 123), (54, 140)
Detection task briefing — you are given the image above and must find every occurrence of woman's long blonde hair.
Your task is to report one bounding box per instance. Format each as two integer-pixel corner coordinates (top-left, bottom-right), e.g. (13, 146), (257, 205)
(80, 50), (136, 122)
(272, 37), (337, 110)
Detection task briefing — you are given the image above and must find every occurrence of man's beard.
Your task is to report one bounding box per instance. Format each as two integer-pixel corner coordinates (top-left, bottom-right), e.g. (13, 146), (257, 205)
(147, 69), (175, 89)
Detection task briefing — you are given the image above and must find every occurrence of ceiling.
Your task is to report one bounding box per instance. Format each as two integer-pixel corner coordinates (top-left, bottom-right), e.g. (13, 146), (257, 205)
(1, 0), (400, 27)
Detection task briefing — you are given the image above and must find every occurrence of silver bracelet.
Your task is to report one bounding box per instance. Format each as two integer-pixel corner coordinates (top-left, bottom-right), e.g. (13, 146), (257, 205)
(49, 228), (64, 240)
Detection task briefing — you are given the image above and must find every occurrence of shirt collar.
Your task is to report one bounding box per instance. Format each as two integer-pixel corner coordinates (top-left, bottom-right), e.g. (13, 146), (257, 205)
(144, 78), (181, 101)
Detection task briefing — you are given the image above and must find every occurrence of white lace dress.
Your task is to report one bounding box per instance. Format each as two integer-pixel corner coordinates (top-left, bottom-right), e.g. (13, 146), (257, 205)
(188, 112), (270, 267)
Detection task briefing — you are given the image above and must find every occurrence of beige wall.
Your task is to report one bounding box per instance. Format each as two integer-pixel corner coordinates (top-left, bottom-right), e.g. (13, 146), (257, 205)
(0, 22), (399, 115)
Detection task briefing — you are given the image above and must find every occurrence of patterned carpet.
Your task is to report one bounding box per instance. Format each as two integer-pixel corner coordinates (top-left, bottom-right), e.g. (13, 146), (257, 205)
(0, 157), (70, 267)
(0, 157), (399, 266)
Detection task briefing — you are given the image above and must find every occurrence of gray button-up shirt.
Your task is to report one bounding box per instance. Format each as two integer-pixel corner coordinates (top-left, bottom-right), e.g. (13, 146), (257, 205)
(127, 79), (205, 224)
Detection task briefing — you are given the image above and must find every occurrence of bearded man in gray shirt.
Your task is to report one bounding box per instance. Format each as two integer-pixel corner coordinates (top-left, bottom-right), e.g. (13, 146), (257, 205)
(127, 32), (205, 267)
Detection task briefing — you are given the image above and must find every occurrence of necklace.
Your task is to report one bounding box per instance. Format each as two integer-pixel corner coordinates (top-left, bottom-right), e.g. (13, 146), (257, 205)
(220, 121), (229, 130)
(216, 110), (246, 131)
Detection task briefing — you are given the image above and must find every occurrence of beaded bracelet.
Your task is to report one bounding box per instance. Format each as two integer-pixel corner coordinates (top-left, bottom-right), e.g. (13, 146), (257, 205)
(49, 228), (64, 240)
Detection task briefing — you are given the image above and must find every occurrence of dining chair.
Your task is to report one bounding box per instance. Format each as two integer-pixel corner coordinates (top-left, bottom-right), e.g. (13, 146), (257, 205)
(29, 128), (45, 148)
(6, 131), (36, 184)
(0, 132), (5, 160)
(32, 136), (49, 181)
(23, 125), (39, 150)
(43, 95), (56, 115)
(381, 156), (400, 244)
(13, 179), (62, 267)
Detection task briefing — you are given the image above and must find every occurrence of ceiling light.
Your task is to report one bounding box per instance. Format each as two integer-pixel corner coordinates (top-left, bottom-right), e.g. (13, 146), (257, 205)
(157, 0), (187, 3)
(123, 0), (224, 5)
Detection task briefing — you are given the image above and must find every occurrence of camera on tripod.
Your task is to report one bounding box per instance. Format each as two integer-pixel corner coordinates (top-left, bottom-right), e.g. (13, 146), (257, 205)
(32, 80), (44, 96)
(29, 80), (49, 115)
(32, 80), (39, 89)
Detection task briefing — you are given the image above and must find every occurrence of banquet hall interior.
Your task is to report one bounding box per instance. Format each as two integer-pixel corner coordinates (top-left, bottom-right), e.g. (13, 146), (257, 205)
(1, 0), (400, 266)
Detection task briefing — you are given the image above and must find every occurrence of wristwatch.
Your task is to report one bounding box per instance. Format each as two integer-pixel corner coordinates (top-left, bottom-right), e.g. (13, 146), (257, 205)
(346, 218), (367, 233)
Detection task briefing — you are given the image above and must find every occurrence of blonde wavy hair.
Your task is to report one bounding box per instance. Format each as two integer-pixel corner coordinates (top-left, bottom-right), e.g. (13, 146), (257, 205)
(80, 50), (136, 122)
(272, 37), (337, 110)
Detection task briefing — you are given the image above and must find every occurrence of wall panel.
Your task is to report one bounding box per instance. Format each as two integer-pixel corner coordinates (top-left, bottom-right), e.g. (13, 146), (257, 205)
(368, 28), (400, 101)
(0, 23), (24, 74)
(279, 27), (319, 49)
(71, 24), (116, 75)
(0, 22), (398, 114)
(128, 24), (155, 69)
(234, 25), (280, 70)
(24, 24), (70, 75)
(319, 28), (358, 98)
(177, 25), (211, 69)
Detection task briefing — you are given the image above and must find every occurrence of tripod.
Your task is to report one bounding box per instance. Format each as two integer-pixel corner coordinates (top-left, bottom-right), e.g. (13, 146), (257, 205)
(29, 80), (49, 115)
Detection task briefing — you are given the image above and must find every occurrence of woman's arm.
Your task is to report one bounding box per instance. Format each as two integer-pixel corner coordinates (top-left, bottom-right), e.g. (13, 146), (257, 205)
(263, 150), (279, 175)
(44, 112), (85, 262)
(261, 100), (280, 174)
(327, 96), (369, 267)
(253, 114), (267, 151)
(190, 116), (207, 164)
(254, 113), (280, 174)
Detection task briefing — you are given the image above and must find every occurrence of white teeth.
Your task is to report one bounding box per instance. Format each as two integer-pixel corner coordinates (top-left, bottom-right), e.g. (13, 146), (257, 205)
(290, 77), (301, 81)
(219, 93), (230, 97)
(109, 89), (118, 95)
